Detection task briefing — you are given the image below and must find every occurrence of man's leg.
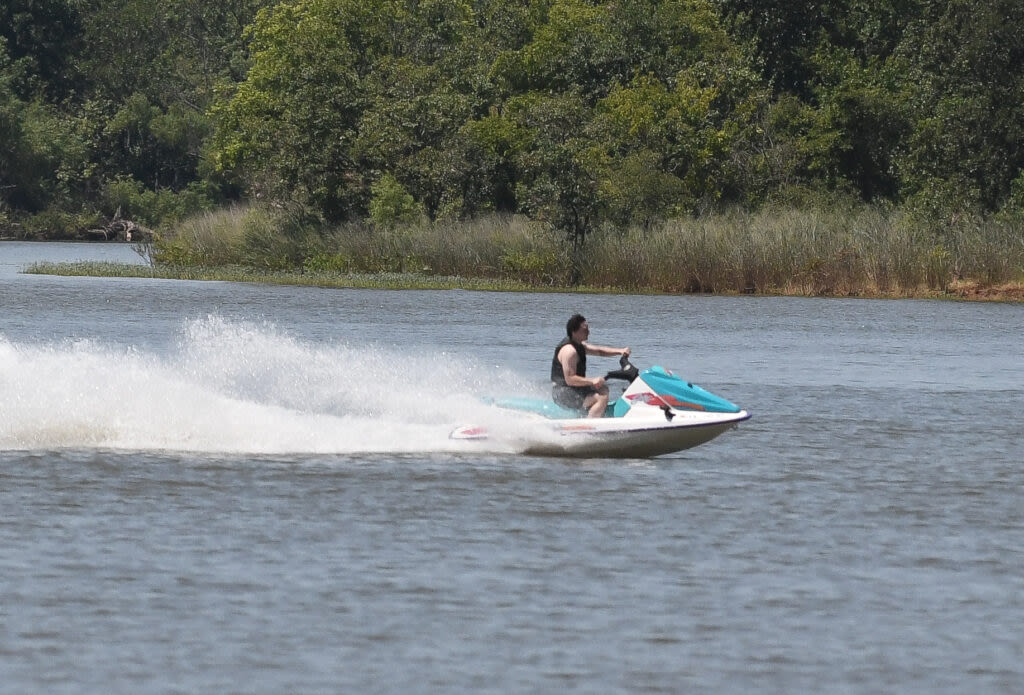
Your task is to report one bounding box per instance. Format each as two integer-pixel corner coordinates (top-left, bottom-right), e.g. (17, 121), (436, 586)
(583, 386), (609, 418)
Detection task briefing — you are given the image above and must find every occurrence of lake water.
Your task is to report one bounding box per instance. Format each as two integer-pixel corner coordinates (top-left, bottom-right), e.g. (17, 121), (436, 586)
(2, 241), (1023, 693)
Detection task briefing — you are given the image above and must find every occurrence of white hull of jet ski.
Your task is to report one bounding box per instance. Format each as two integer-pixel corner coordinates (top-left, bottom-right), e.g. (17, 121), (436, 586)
(451, 408), (750, 459)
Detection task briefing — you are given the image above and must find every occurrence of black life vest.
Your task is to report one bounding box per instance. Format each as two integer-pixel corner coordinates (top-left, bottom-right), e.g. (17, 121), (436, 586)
(551, 337), (586, 385)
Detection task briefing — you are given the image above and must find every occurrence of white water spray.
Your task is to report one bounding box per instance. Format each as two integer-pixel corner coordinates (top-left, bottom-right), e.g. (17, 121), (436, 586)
(0, 316), (541, 454)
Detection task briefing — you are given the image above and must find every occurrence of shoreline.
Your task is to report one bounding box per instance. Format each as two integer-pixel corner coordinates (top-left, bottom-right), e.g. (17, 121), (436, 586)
(23, 261), (1024, 303)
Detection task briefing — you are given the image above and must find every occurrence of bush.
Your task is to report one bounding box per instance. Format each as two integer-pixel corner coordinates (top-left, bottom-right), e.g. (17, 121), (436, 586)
(499, 248), (562, 284)
(303, 252), (352, 273)
(369, 174), (424, 228)
(152, 205), (250, 266)
(102, 177), (214, 228)
(20, 209), (81, 240)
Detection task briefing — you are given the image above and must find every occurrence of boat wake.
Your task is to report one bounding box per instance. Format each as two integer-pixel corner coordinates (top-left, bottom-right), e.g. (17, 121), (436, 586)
(0, 316), (540, 455)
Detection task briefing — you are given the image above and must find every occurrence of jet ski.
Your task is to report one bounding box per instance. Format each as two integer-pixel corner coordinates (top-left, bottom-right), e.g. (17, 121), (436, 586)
(450, 355), (750, 458)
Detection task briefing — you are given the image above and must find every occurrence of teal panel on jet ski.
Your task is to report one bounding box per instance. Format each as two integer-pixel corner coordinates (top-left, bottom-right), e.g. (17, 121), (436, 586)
(637, 367), (741, 413)
(492, 396), (582, 419)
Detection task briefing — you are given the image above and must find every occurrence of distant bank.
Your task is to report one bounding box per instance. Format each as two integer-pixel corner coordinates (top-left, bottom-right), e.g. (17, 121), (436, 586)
(17, 204), (1024, 303)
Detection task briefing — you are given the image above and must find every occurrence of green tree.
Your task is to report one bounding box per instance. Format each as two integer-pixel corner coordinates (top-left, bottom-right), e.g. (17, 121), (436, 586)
(209, 0), (372, 219)
(491, 0), (626, 100)
(0, 38), (92, 214)
(448, 111), (523, 216)
(79, 0), (269, 106)
(354, 58), (476, 216)
(806, 47), (909, 200)
(0, 0), (85, 100)
(714, 0), (919, 97)
(369, 173), (424, 227)
(210, 0), (490, 220)
(894, 0), (1024, 209)
(500, 90), (609, 280)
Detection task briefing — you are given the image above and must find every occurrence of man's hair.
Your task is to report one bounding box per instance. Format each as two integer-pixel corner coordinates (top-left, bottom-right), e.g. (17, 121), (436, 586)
(566, 314), (586, 337)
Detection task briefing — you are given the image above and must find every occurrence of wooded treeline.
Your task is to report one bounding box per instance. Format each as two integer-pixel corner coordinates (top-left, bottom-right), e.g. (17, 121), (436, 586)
(2, 0), (1023, 249)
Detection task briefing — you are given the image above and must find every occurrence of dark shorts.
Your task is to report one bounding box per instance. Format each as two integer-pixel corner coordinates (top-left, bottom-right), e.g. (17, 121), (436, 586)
(552, 384), (597, 411)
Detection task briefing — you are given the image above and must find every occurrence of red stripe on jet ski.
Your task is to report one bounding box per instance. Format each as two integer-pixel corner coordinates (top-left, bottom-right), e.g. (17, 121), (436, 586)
(625, 392), (707, 411)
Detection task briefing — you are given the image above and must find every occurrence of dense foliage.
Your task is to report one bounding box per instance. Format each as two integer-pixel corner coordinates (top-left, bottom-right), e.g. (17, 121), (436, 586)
(2, 0), (1023, 256)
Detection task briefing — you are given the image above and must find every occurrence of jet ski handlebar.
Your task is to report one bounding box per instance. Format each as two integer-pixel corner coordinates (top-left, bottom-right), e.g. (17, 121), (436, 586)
(604, 353), (640, 383)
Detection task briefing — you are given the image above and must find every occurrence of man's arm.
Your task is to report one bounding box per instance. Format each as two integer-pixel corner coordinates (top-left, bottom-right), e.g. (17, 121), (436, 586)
(558, 344), (603, 388)
(582, 343), (631, 358)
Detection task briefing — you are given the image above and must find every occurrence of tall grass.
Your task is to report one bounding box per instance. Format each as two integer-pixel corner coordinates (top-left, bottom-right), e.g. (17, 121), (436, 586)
(307, 215), (568, 283)
(148, 203), (1024, 296)
(155, 205), (250, 266)
(154, 206), (572, 283)
(588, 206), (1024, 295)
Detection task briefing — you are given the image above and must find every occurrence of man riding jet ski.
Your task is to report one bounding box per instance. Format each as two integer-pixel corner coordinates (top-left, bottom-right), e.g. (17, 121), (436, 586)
(551, 313), (631, 418)
(450, 315), (750, 458)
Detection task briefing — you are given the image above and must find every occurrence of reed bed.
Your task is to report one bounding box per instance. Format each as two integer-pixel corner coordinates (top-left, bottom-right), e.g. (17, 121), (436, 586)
(307, 215), (568, 284)
(154, 205), (250, 266)
(35, 204), (1023, 299)
(586, 207), (1024, 296)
